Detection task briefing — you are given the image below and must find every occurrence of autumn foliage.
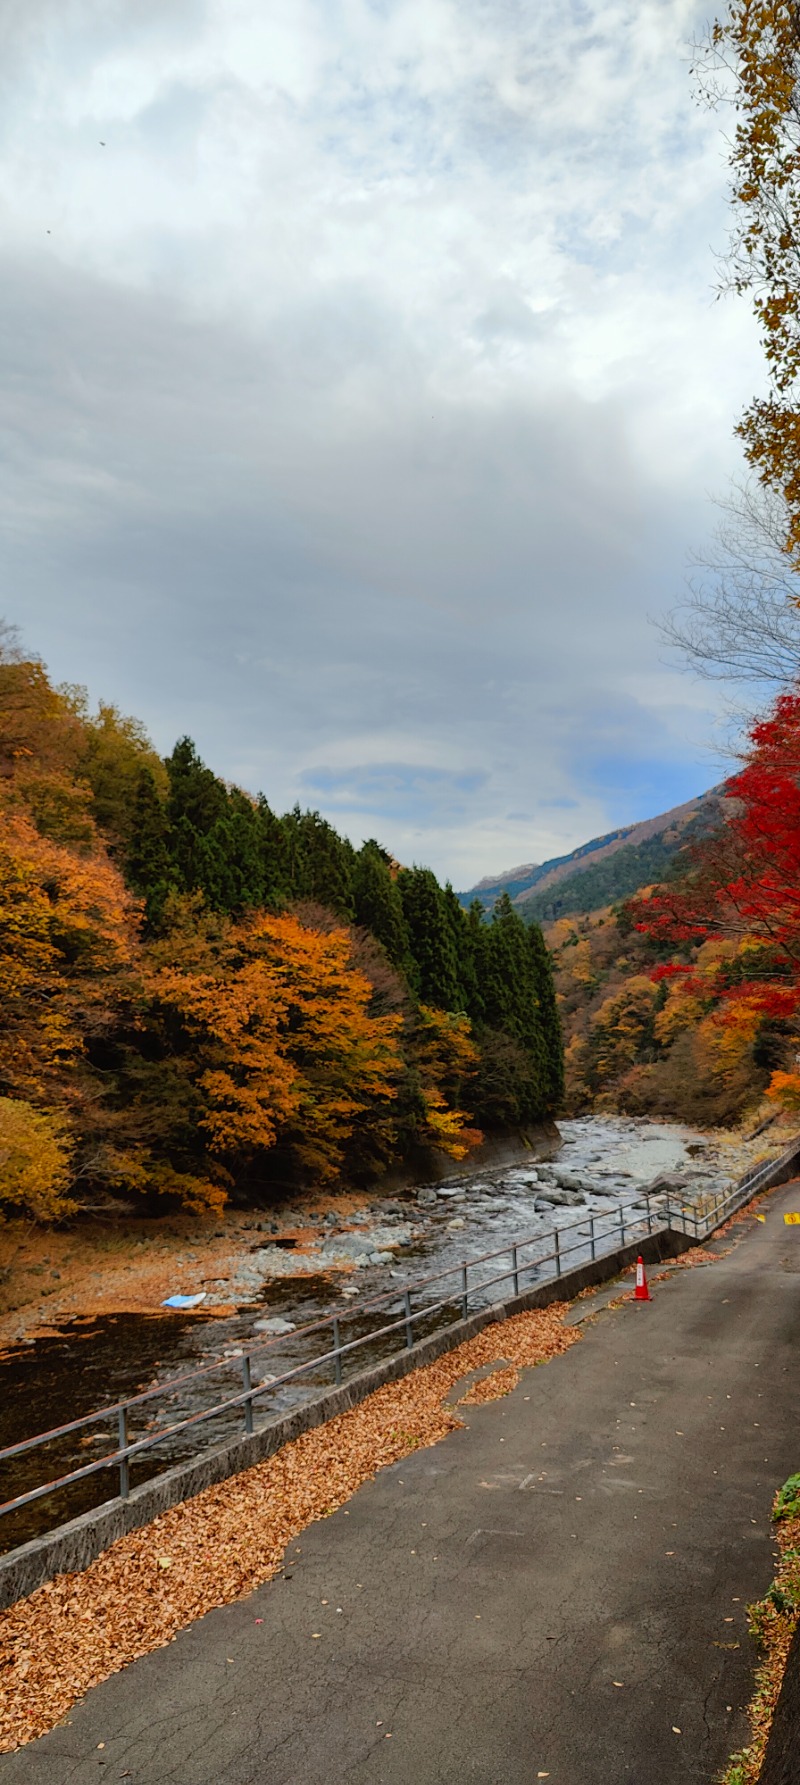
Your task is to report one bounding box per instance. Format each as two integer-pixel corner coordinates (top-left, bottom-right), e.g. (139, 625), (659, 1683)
(707, 3), (800, 554)
(0, 633), (562, 1221)
(627, 687), (800, 1118)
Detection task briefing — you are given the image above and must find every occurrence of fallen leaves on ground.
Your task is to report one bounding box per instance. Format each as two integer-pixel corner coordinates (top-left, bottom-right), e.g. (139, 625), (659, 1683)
(0, 1303), (577, 1752)
(719, 1496), (800, 1785)
(457, 1362), (520, 1404)
(651, 1245), (721, 1281)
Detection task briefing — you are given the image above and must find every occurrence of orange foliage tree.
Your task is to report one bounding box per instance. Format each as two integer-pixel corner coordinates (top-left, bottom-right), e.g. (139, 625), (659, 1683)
(408, 1004), (482, 1160)
(148, 910), (404, 1188)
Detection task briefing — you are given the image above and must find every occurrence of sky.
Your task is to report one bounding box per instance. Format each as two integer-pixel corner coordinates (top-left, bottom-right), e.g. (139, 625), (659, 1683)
(2, 0), (764, 888)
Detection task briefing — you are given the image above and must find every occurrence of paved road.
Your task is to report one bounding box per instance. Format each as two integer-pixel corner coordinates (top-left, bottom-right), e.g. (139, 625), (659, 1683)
(5, 1180), (800, 1785)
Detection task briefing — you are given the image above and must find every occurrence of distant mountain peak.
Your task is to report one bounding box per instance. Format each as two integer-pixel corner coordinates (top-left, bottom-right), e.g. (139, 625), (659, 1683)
(458, 788), (726, 920)
(471, 860), (538, 892)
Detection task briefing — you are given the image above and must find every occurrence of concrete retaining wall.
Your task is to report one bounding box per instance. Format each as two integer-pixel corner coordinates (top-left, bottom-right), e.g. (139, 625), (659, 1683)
(0, 1226), (686, 1611)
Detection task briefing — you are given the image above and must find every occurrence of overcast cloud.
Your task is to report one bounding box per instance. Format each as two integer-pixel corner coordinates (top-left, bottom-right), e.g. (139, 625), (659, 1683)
(1, 0), (762, 886)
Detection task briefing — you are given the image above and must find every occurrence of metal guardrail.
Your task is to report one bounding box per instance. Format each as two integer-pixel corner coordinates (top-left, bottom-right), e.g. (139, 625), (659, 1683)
(0, 1168), (775, 1538)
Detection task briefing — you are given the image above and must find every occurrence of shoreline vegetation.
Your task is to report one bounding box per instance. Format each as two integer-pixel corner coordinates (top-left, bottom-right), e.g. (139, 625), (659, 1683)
(0, 1113), (790, 1353)
(0, 630), (562, 1233)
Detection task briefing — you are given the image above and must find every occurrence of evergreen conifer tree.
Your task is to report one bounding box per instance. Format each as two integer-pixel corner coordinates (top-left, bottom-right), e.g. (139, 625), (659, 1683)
(207, 791), (268, 912)
(125, 766), (179, 927)
(256, 794), (289, 907)
(398, 867), (462, 1010)
(164, 737), (229, 898)
(464, 900), (487, 1024)
(166, 737), (229, 835)
(281, 807), (355, 916)
(479, 893), (549, 1118)
(526, 920), (564, 1107)
(354, 843), (413, 974)
(442, 882), (479, 1011)
(163, 741), (277, 915)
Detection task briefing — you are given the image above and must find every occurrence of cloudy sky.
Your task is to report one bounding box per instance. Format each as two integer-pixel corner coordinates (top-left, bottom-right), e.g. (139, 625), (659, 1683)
(2, 0), (762, 887)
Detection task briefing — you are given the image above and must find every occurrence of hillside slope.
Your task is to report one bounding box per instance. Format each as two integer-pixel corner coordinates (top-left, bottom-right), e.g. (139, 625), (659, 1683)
(460, 788), (726, 920)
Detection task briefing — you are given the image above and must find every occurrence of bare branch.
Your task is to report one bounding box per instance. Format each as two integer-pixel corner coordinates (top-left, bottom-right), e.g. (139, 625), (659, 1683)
(660, 478), (800, 684)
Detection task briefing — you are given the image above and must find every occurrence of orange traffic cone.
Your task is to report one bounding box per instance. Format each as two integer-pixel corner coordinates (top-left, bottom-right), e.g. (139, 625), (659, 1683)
(634, 1255), (651, 1301)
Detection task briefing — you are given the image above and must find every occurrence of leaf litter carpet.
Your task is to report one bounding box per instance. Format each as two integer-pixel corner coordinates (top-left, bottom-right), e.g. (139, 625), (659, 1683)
(0, 1303), (577, 1751)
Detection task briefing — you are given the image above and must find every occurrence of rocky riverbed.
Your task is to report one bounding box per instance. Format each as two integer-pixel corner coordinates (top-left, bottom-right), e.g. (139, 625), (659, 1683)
(0, 1112), (791, 1552)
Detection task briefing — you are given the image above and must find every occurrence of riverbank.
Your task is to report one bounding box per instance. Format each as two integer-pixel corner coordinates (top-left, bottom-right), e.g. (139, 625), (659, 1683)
(0, 1113), (792, 1354)
(0, 1198), (369, 1353)
(0, 1128), (563, 1352)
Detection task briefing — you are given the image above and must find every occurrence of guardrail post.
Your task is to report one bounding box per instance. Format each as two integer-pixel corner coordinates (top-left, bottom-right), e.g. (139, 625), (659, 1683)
(589, 1215), (596, 1261)
(241, 1355), (254, 1435)
(554, 1227), (561, 1276)
(645, 1194), (653, 1235)
(461, 1264), (469, 1319)
(118, 1406), (130, 1500)
(403, 1289), (414, 1349)
(512, 1245), (519, 1296)
(332, 1316), (343, 1386)
(618, 1205), (626, 1247)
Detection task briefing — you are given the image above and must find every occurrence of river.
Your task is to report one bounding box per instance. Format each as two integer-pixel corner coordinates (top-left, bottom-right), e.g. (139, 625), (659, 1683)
(0, 1115), (744, 1554)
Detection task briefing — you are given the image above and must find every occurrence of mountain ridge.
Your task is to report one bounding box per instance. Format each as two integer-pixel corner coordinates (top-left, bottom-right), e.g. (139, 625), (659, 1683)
(458, 787), (727, 918)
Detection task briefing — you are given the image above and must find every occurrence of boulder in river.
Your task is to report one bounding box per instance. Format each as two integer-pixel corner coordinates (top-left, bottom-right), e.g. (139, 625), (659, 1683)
(646, 1172), (691, 1198)
(417, 1187), (438, 1208)
(535, 1188), (585, 1207)
(253, 1316), (296, 1335)
(549, 1170), (586, 1193)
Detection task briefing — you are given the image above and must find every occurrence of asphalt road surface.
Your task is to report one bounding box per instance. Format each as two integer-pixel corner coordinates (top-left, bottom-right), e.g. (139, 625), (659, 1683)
(5, 1180), (800, 1785)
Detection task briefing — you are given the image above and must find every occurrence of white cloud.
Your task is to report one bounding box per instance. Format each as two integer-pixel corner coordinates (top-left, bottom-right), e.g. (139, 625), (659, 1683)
(0, 0), (765, 884)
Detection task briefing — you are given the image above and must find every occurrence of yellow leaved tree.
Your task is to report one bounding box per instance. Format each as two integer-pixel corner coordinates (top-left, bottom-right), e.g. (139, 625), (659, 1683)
(0, 1098), (75, 1220)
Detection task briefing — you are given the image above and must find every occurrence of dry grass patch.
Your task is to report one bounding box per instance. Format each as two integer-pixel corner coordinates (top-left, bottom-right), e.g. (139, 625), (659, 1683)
(0, 1301), (577, 1752)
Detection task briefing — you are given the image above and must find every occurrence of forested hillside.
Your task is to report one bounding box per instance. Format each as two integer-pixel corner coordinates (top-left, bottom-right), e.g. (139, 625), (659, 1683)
(459, 791), (723, 917)
(520, 830), (694, 925)
(548, 696), (800, 1127)
(0, 632), (562, 1223)
(548, 901), (790, 1126)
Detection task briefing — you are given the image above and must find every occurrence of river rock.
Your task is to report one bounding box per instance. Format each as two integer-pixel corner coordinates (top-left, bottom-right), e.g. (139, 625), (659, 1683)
(253, 1316), (296, 1335)
(447, 1217), (466, 1230)
(535, 1188), (585, 1207)
(417, 1188), (438, 1207)
(646, 1172), (690, 1197)
(550, 1169), (586, 1192)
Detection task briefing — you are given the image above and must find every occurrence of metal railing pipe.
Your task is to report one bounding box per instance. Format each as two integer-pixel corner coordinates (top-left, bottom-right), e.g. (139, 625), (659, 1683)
(2, 1184), (747, 1538)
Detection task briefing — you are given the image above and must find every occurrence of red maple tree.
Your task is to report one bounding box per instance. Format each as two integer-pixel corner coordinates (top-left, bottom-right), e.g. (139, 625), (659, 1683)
(632, 689), (800, 1027)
